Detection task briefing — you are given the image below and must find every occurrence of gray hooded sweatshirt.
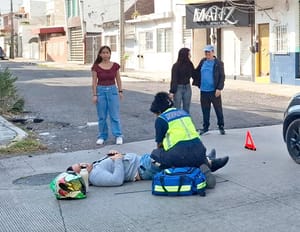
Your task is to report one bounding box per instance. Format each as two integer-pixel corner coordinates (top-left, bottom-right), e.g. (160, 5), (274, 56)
(89, 153), (140, 186)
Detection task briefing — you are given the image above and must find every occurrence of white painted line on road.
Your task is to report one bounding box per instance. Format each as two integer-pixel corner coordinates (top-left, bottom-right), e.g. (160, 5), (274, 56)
(87, 122), (98, 126)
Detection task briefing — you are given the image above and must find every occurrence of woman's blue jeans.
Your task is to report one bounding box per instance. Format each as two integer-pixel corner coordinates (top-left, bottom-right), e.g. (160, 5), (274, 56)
(96, 85), (122, 140)
(174, 84), (192, 113)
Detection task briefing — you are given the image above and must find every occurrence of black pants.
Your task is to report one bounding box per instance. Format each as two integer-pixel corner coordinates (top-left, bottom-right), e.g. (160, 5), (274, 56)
(150, 139), (209, 169)
(200, 91), (224, 129)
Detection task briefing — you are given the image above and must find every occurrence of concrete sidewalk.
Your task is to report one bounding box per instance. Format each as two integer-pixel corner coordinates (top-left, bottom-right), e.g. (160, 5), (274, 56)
(1, 125), (300, 232)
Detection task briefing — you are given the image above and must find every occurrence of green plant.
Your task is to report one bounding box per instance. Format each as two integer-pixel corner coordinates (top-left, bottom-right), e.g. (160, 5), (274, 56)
(0, 133), (47, 155)
(0, 68), (24, 114)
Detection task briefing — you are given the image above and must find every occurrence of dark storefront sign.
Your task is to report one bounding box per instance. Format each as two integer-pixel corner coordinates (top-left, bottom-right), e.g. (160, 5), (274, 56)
(186, 2), (252, 29)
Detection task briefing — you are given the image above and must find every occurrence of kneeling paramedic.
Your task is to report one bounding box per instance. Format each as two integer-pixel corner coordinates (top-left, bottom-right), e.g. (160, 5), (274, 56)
(149, 92), (229, 188)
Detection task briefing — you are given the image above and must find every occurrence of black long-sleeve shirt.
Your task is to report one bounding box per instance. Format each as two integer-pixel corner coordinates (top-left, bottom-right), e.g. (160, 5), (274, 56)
(169, 62), (195, 94)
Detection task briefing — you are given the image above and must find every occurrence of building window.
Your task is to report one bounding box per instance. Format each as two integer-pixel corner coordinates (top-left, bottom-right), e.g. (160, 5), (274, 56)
(46, 15), (51, 26)
(274, 24), (288, 54)
(157, 28), (172, 52)
(145, 32), (153, 50)
(72, 0), (79, 16)
(104, 35), (117, 52)
(66, 0), (79, 17)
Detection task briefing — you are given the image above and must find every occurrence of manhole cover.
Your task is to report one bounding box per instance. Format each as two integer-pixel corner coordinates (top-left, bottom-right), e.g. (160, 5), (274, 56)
(13, 172), (61, 186)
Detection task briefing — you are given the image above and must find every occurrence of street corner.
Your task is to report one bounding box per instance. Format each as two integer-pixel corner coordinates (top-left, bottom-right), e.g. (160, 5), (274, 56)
(0, 116), (28, 147)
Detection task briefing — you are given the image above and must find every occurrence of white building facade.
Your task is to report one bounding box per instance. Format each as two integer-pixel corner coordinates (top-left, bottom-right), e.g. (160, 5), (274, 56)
(185, 0), (254, 81)
(256, 0), (300, 85)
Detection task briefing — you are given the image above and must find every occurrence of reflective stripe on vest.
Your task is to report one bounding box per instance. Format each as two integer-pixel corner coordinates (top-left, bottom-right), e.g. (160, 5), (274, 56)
(159, 108), (199, 151)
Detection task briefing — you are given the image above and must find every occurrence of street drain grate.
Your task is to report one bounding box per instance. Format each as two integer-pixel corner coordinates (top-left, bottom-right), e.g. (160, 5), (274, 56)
(13, 172), (61, 186)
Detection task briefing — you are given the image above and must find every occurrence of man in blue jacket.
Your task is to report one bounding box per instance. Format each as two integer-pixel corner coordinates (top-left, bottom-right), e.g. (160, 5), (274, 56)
(193, 45), (225, 135)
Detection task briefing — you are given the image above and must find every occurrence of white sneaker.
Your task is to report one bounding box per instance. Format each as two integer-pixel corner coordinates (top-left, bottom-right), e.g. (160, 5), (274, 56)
(96, 138), (104, 145)
(116, 137), (123, 145)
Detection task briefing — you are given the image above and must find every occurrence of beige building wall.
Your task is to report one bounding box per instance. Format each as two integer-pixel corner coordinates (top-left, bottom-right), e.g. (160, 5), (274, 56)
(191, 28), (207, 67)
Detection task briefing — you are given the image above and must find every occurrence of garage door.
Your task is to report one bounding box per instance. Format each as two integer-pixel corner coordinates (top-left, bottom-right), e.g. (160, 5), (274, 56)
(70, 27), (84, 62)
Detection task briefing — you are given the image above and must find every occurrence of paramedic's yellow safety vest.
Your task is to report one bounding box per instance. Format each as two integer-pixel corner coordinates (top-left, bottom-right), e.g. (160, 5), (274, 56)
(159, 108), (200, 151)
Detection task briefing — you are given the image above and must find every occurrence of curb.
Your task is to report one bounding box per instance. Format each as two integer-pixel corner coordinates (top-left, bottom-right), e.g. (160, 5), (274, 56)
(0, 116), (28, 147)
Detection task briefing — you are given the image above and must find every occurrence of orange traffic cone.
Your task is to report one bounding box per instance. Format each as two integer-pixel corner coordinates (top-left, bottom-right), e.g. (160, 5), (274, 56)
(244, 130), (256, 151)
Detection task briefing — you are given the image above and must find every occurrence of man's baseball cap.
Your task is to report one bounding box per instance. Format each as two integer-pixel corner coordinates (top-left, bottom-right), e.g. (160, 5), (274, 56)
(203, 45), (214, 52)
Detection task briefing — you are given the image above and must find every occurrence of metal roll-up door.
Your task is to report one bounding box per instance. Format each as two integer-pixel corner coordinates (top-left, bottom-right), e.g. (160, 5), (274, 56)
(70, 27), (84, 62)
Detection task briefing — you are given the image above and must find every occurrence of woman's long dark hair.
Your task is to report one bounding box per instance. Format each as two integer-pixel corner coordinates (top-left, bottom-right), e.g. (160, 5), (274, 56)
(176, 48), (192, 65)
(93, 45), (111, 65)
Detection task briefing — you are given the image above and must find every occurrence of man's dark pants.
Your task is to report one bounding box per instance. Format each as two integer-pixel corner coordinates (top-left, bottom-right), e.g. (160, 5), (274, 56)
(200, 91), (224, 129)
(150, 139), (209, 169)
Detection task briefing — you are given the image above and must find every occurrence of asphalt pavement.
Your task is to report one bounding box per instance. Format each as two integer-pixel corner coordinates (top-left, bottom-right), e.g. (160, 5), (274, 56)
(1, 60), (300, 231)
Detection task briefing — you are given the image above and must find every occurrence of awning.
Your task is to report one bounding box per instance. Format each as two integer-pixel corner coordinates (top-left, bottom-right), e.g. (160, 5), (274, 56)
(32, 26), (65, 35)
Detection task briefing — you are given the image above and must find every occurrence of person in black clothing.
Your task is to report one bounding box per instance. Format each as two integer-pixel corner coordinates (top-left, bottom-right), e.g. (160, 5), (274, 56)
(193, 45), (225, 135)
(169, 47), (196, 113)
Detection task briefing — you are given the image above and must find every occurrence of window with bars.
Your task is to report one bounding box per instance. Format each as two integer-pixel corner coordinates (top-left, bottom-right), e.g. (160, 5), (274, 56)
(274, 24), (288, 54)
(157, 28), (172, 52)
(145, 32), (153, 50)
(104, 36), (117, 52)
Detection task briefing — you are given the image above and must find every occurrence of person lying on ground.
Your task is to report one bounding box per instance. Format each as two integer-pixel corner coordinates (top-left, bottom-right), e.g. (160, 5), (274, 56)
(66, 150), (161, 187)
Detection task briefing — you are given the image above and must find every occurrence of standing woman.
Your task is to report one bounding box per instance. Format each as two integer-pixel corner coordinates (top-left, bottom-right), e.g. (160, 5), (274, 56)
(91, 46), (123, 145)
(169, 48), (195, 113)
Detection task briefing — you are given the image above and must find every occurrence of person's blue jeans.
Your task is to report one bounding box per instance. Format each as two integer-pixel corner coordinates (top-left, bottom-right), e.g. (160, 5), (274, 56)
(174, 84), (192, 113)
(96, 85), (122, 140)
(138, 154), (162, 180)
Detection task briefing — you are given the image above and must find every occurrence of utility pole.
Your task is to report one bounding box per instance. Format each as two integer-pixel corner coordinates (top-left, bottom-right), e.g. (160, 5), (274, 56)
(10, 0), (14, 59)
(119, 0), (125, 72)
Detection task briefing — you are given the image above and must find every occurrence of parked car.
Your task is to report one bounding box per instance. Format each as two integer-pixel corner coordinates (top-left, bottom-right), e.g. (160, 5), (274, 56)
(283, 93), (300, 164)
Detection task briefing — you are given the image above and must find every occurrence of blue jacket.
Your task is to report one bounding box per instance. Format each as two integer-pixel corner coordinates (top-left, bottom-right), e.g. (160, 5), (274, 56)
(192, 57), (225, 91)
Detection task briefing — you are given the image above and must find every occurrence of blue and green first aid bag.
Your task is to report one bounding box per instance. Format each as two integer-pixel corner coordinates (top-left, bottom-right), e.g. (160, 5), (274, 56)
(152, 167), (206, 196)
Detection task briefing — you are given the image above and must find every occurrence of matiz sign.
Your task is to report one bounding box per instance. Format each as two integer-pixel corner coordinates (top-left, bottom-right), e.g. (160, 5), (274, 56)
(186, 2), (252, 29)
(193, 6), (237, 25)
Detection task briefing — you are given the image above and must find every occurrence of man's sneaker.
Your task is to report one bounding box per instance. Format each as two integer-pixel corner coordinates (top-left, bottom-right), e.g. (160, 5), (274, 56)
(207, 148), (216, 160)
(210, 156), (229, 172)
(116, 137), (123, 145)
(219, 126), (225, 135)
(200, 164), (216, 189)
(96, 138), (104, 145)
(199, 128), (209, 135)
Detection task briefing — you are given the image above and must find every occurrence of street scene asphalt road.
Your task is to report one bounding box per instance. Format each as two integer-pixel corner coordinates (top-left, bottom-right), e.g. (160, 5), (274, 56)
(1, 60), (300, 232)
(0, 60), (292, 155)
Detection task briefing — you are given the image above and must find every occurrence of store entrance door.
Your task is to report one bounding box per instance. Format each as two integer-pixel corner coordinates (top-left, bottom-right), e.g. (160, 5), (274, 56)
(258, 24), (270, 76)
